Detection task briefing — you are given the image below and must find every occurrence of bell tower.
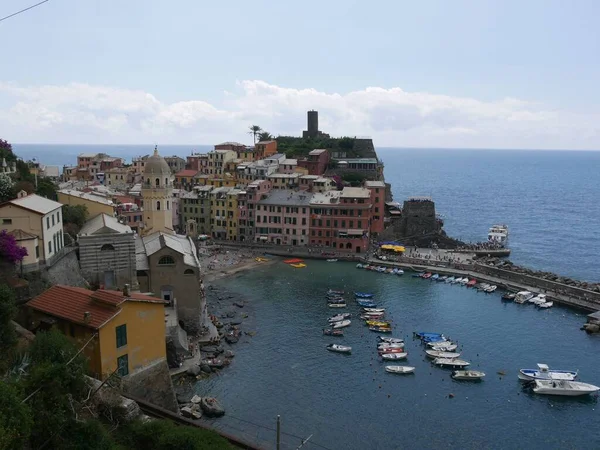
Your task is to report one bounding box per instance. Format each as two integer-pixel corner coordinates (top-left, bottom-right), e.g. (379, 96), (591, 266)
(141, 146), (174, 235)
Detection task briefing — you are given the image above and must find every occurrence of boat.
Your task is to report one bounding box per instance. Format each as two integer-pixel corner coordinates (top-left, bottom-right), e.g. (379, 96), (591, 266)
(532, 380), (600, 396)
(377, 343), (405, 350)
(431, 274), (439, 280)
(381, 352), (408, 360)
(283, 258), (304, 264)
(356, 263), (364, 269)
(360, 313), (385, 320)
(326, 344), (352, 354)
(488, 224), (509, 246)
(502, 293), (516, 301)
(355, 292), (374, 299)
(385, 365), (415, 374)
(327, 298), (345, 304)
(255, 257), (269, 262)
(445, 276), (455, 283)
(422, 273), (432, 279)
(365, 320), (391, 327)
(326, 259), (338, 262)
(412, 272), (425, 278)
(322, 328), (343, 336)
(429, 343), (458, 352)
(433, 358), (470, 368)
(538, 301), (554, 308)
(290, 263), (306, 268)
(396, 269), (404, 276)
(422, 336), (447, 344)
(369, 326), (392, 333)
(328, 303), (347, 308)
(451, 277), (462, 284)
(452, 370), (485, 380)
(356, 301), (377, 308)
(484, 285), (497, 293)
(328, 313), (351, 322)
(425, 350), (461, 359)
(328, 289), (345, 295)
(332, 320), (351, 329)
(518, 364), (578, 381)
(378, 347), (406, 355)
(515, 291), (534, 304)
(415, 332), (444, 340)
(530, 294), (546, 305)
(467, 279), (477, 287)
(377, 337), (404, 344)
(363, 308), (385, 313)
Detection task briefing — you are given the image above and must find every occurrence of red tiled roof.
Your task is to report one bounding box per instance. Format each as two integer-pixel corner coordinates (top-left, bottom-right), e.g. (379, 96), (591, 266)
(26, 286), (166, 330)
(175, 169), (199, 177)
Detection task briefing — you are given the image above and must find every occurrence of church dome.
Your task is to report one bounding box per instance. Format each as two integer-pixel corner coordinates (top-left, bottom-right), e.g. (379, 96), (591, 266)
(143, 146), (171, 176)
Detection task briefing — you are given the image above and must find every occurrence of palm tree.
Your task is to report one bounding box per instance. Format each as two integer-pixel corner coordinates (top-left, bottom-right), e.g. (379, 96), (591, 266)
(248, 125), (262, 144)
(257, 131), (273, 142)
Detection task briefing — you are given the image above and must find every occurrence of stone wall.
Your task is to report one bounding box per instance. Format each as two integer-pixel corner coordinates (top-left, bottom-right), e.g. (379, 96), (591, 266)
(399, 200), (439, 237)
(79, 233), (138, 289)
(44, 250), (88, 288)
(121, 358), (179, 413)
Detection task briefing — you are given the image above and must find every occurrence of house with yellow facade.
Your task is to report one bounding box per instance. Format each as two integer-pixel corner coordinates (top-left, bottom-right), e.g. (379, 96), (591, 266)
(57, 189), (115, 219)
(226, 189), (242, 241)
(26, 285), (167, 379)
(209, 186), (231, 239)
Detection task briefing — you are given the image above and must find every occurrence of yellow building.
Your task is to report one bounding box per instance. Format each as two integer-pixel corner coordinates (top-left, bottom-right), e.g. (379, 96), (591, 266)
(106, 167), (130, 190)
(26, 285), (167, 379)
(141, 147), (175, 236)
(58, 189), (115, 219)
(226, 189), (242, 241)
(209, 186), (231, 239)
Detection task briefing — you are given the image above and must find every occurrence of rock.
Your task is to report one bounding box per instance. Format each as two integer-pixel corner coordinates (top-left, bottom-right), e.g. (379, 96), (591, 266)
(181, 406), (193, 418)
(241, 313), (249, 318)
(225, 336), (239, 344)
(230, 319), (243, 325)
(233, 301), (244, 308)
(200, 397), (225, 417)
(200, 345), (219, 353)
(191, 395), (202, 404)
(177, 393), (192, 404)
(224, 350), (235, 358)
(226, 311), (236, 318)
(200, 363), (212, 373)
(186, 365), (201, 377)
(192, 410), (203, 420)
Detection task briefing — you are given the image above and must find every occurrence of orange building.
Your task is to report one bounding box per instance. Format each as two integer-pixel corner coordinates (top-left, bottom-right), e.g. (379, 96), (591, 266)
(255, 140), (278, 159)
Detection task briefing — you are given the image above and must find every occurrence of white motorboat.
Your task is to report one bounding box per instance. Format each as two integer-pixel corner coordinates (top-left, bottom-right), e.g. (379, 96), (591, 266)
(452, 370), (485, 380)
(326, 344), (351, 354)
(433, 358), (470, 368)
(538, 301), (554, 308)
(477, 283), (490, 291)
(395, 269), (404, 275)
(385, 365), (415, 374)
(328, 303), (347, 308)
(328, 313), (351, 323)
(363, 308), (385, 313)
(445, 277), (455, 284)
(488, 224), (509, 246)
(377, 343), (405, 350)
(326, 259), (338, 262)
(450, 277), (462, 284)
(332, 320), (351, 329)
(515, 291), (534, 304)
(530, 294), (547, 305)
(430, 343), (458, 352)
(484, 285), (497, 293)
(532, 380), (600, 396)
(459, 277), (469, 285)
(425, 350), (461, 359)
(518, 364), (578, 381)
(381, 352), (408, 360)
(425, 339), (451, 348)
(377, 337), (404, 344)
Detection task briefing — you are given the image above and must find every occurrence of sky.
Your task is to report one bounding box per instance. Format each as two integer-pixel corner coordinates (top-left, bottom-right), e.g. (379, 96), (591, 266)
(1, 0), (599, 149)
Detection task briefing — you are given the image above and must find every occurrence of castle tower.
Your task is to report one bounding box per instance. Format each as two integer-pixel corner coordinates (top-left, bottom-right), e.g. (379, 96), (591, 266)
(141, 146), (174, 236)
(303, 110), (320, 139)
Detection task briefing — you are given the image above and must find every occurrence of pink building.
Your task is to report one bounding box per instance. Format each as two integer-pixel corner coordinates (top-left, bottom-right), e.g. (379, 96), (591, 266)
(297, 149), (330, 175)
(255, 190), (313, 246)
(365, 181), (386, 235)
(241, 180), (272, 243)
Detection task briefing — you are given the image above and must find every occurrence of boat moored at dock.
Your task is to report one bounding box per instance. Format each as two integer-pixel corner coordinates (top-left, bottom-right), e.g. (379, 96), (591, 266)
(518, 364), (578, 381)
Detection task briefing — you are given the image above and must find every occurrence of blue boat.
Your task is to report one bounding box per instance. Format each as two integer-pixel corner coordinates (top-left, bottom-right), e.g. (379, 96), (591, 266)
(431, 274), (439, 280)
(357, 301), (377, 308)
(423, 336), (447, 343)
(415, 332), (444, 339)
(355, 292), (374, 299)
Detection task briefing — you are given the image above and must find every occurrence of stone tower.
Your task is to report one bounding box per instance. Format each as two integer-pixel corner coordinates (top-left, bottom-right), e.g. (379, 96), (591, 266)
(141, 146), (174, 236)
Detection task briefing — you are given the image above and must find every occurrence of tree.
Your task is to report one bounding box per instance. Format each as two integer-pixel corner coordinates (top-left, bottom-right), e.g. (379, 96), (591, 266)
(0, 139), (14, 163)
(248, 125), (262, 144)
(63, 204), (89, 233)
(35, 177), (58, 200)
(257, 131), (273, 142)
(12, 180), (35, 197)
(0, 381), (32, 450)
(0, 230), (28, 265)
(0, 173), (14, 202)
(0, 285), (17, 365)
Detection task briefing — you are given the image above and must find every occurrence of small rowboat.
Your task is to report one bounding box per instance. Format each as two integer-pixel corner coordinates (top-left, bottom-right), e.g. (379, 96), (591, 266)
(323, 329), (343, 336)
(385, 365), (415, 374)
(425, 350), (461, 359)
(360, 314), (384, 320)
(326, 344), (351, 354)
(355, 292), (374, 299)
(290, 263), (306, 268)
(363, 308), (385, 313)
(422, 273), (432, 279)
(377, 343), (405, 350)
(467, 279), (477, 287)
(429, 343), (458, 352)
(328, 303), (346, 308)
(326, 259), (338, 262)
(328, 289), (345, 295)
(357, 301), (377, 308)
(332, 320), (351, 329)
(381, 352), (408, 360)
(378, 347), (406, 355)
(369, 326), (392, 333)
(434, 358), (470, 368)
(415, 332), (444, 340)
(284, 258), (304, 264)
(365, 320), (391, 327)
(328, 313), (351, 322)
(452, 370), (485, 380)
(377, 337), (404, 344)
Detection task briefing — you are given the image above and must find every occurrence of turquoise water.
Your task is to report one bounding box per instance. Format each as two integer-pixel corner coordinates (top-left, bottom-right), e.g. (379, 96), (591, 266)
(199, 261), (600, 450)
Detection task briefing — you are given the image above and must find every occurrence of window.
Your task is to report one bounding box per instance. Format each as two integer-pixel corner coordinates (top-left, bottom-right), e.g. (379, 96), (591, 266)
(46, 217), (50, 229)
(156, 201), (161, 210)
(52, 214), (55, 226)
(167, 201), (170, 210)
(158, 255), (175, 265)
(375, 197), (379, 203)
(117, 354), (129, 376)
(48, 241), (52, 254)
(116, 324), (127, 348)
(101, 244), (115, 251)
(1, 219), (11, 225)
(35, 245), (39, 258)
(155, 178), (160, 187)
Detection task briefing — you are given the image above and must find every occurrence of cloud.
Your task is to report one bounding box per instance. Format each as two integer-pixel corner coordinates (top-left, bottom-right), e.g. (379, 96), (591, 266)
(0, 80), (599, 149)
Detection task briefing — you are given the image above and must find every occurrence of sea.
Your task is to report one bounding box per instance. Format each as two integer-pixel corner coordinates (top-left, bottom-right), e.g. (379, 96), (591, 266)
(13, 144), (600, 449)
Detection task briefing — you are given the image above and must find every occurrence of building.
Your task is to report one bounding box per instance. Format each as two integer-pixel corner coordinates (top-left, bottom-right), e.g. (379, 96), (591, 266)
(132, 155), (149, 174)
(140, 147), (174, 236)
(78, 213), (137, 289)
(57, 189), (115, 219)
(302, 110), (330, 139)
(26, 285), (167, 379)
(207, 150), (236, 176)
(226, 189), (242, 241)
(181, 185), (213, 237)
(313, 177), (336, 193)
(255, 190), (312, 246)
(240, 180), (271, 242)
(7, 229), (40, 272)
(215, 142), (246, 152)
(255, 141), (278, 160)
(309, 187), (372, 253)
(236, 147), (256, 162)
(335, 158), (380, 178)
(209, 187), (232, 239)
(0, 192), (64, 264)
(278, 158), (298, 174)
(267, 173), (300, 190)
(186, 153), (208, 172)
(173, 169), (199, 191)
(164, 156), (185, 174)
(365, 181), (386, 235)
(105, 167), (131, 190)
(298, 149), (330, 175)
(136, 232), (204, 334)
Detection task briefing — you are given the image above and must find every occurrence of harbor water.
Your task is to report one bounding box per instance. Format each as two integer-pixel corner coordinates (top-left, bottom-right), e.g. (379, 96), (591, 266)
(198, 261), (600, 450)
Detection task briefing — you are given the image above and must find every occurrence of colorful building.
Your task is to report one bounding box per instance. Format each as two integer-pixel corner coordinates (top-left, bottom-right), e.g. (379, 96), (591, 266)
(226, 189), (242, 241)
(255, 140), (278, 159)
(239, 180), (271, 242)
(57, 189), (115, 219)
(255, 190), (312, 246)
(181, 185), (213, 237)
(209, 186), (232, 239)
(174, 169), (199, 191)
(207, 150), (236, 176)
(26, 285), (167, 379)
(298, 149), (330, 175)
(365, 181), (386, 235)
